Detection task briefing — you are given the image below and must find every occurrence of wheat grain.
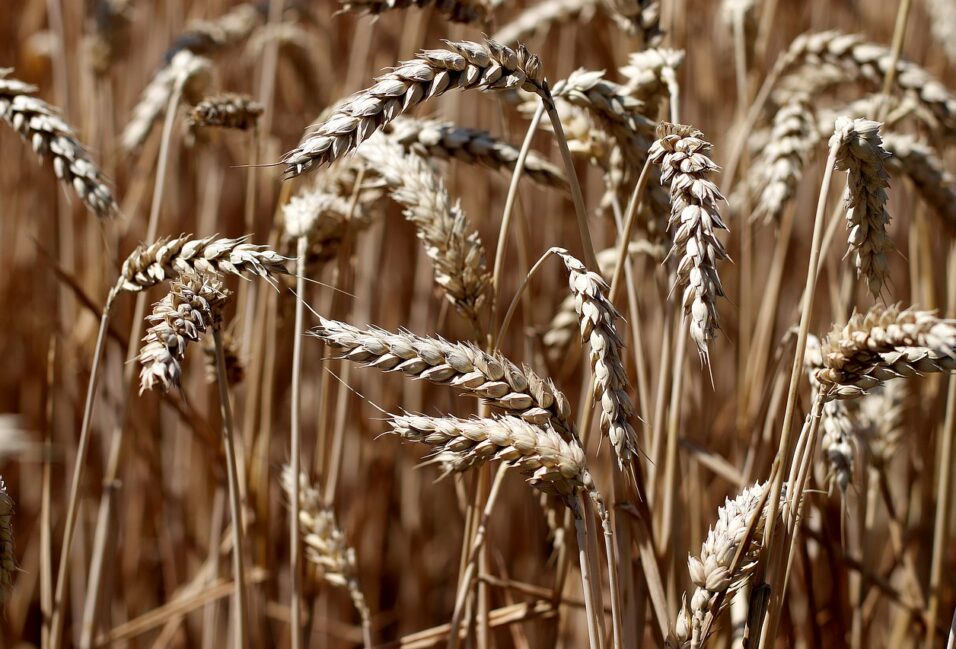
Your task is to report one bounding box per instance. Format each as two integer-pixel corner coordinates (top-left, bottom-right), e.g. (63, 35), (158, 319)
(830, 116), (892, 299)
(356, 135), (489, 327)
(339, 0), (490, 24)
(554, 249), (638, 467)
(492, 0), (599, 44)
(311, 317), (576, 438)
(281, 467), (370, 634)
(116, 234), (289, 295)
(649, 122), (730, 365)
(187, 93), (263, 131)
(387, 414), (594, 497)
(0, 478), (13, 605)
(138, 272), (231, 393)
(0, 69), (116, 218)
(281, 38), (546, 177)
(815, 304), (956, 399)
(384, 117), (567, 189)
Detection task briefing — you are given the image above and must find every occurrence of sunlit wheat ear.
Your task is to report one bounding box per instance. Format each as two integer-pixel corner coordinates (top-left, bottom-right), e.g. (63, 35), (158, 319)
(387, 414), (595, 498)
(338, 0), (490, 24)
(187, 93), (263, 131)
(0, 69), (116, 217)
(281, 38), (547, 177)
(280, 467), (371, 638)
(356, 135), (489, 328)
(669, 482), (787, 649)
(649, 122), (730, 366)
(492, 0), (599, 45)
(311, 317), (576, 439)
(620, 47), (684, 112)
(815, 304), (956, 399)
(138, 272), (231, 393)
(554, 249), (638, 467)
(0, 478), (14, 605)
(829, 117), (892, 299)
(600, 0), (663, 46)
(121, 50), (212, 152)
(115, 234), (289, 295)
(384, 117), (568, 189)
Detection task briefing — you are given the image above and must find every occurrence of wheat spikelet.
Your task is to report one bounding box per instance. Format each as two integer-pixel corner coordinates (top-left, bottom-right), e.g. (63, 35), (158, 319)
(830, 116), (893, 298)
(0, 478), (13, 605)
(554, 249), (638, 467)
(807, 334), (855, 493)
(311, 317), (576, 438)
(669, 482), (786, 649)
(356, 135), (489, 327)
(815, 304), (956, 399)
(187, 93), (263, 131)
(620, 48), (684, 112)
(121, 50), (212, 152)
(601, 0), (663, 45)
(281, 38), (546, 177)
(492, 0), (599, 44)
(650, 122), (729, 364)
(116, 234), (289, 295)
(388, 414), (595, 497)
(881, 133), (956, 231)
(384, 117), (567, 189)
(138, 272), (231, 393)
(281, 467), (370, 630)
(339, 0), (490, 24)
(0, 70), (116, 218)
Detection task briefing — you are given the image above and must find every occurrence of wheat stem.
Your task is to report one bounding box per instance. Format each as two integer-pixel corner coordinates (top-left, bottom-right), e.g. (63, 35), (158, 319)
(289, 235), (308, 649)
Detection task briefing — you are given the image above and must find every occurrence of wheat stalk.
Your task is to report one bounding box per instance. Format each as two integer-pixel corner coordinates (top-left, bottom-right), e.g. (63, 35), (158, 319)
(282, 38), (547, 177)
(815, 304), (956, 399)
(384, 117), (567, 189)
(356, 135), (489, 328)
(0, 478), (13, 605)
(650, 122), (730, 365)
(830, 116), (893, 298)
(339, 0), (490, 24)
(0, 69), (116, 217)
(281, 467), (372, 646)
(187, 93), (263, 131)
(491, 0), (599, 44)
(554, 249), (638, 467)
(138, 272), (231, 393)
(311, 316), (576, 438)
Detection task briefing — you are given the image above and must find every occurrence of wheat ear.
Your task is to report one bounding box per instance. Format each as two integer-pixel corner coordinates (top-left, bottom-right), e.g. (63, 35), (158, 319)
(87, 0), (132, 76)
(355, 135), (489, 328)
(491, 0), (599, 44)
(600, 0), (663, 45)
(187, 93), (263, 131)
(650, 122), (730, 365)
(806, 334), (855, 493)
(0, 478), (14, 605)
(339, 0), (489, 24)
(620, 48), (684, 112)
(282, 38), (547, 177)
(881, 133), (956, 231)
(830, 116), (893, 298)
(0, 69), (116, 217)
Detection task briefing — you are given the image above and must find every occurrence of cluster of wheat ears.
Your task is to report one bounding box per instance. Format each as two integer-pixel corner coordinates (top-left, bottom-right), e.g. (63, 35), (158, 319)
(3, 0), (956, 647)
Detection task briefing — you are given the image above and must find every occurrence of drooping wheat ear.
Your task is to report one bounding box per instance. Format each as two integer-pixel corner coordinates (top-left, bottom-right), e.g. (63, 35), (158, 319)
(806, 334), (855, 493)
(138, 272), (231, 393)
(745, 95), (818, 224)
(620, 48), (684, 113)
(87, 0), (132, 77)
(203, 330), (244, 385)
(600, 0), (663, 46)
(544, 242), (665, 362)
(388, 414), (595, 497)
(115, 234), (289, 295)
(121, 50), (212, 152)
(339, 0), (490, 24)
(649, 122), (730, 365)
(280, 467), (371, 635)
(383, 117), (567, 189)
(356, 135), (489, 328)
(187, 93), (263, 131)
(770, 31), (956, 137)
(281, 38), (547, 177)
(0, 70), (116, 218)
(881, 133), (956, 232)
(669, 482), (786, 649)
(815, 304), (956, 399)
(0, 478), (14, 605)
(164, 2), (264, 60)
(856, 381), (905, 468)
(492, 0), (599, 44)
(311, 317), (576, 439)
(830, 117), (893, 299)
(554, 249), (638, 467)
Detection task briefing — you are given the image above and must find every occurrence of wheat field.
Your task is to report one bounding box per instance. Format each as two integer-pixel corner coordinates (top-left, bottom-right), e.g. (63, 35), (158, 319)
(1, 0), (956, 647)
